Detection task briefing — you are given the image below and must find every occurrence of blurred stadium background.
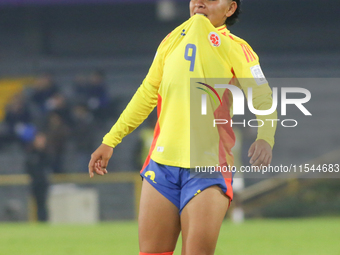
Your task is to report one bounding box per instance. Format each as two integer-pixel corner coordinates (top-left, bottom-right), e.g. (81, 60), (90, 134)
(0, 0), (339, 254)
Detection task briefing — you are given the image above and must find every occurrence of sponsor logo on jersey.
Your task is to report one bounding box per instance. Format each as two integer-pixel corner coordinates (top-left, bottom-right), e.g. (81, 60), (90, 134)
(208, 32), (221, 47)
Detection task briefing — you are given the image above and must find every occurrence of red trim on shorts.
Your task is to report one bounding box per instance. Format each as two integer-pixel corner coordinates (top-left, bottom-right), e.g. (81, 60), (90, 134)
(139, 252), (173, 255)
(222, 161), (234, 201)
(140, 94), (162, 173)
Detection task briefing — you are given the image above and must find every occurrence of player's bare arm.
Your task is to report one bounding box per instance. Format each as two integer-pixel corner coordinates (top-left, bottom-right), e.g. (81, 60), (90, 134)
(88, 143), (113, 178)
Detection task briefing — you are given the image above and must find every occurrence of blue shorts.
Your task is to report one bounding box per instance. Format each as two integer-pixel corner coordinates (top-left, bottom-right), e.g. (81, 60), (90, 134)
(140, 159), (233, 213)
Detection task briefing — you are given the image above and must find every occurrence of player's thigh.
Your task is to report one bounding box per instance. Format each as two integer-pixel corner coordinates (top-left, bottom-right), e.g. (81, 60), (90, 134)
(180, 185), (230, 255)
(139, 179), (181, 253)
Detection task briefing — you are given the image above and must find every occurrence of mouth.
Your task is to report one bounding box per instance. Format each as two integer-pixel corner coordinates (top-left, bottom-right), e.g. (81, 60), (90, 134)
(194, 12), (207, 17)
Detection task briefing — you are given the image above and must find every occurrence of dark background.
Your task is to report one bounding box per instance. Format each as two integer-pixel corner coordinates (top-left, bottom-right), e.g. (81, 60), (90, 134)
(0, 0), (339, 221)
(0, 0), (339, 59)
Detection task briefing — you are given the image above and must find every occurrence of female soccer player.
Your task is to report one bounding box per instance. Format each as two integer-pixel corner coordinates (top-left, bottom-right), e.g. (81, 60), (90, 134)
(89, 0), (277, 254)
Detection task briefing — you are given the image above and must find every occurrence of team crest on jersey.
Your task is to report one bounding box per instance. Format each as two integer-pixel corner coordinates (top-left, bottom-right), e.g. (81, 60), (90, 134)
(208, 32), (221, 47)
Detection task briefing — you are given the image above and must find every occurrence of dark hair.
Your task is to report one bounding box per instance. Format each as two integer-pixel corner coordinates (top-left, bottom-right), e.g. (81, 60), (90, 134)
(226, 0), (241, 26)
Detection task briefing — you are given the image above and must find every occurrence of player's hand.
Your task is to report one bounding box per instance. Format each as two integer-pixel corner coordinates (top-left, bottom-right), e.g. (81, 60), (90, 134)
(248, 139), (272, 168)
(88, 143), (113, 178)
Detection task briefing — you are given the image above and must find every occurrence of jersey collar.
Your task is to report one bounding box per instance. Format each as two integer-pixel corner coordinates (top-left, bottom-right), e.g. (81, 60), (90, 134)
(216, 24), (230, 35)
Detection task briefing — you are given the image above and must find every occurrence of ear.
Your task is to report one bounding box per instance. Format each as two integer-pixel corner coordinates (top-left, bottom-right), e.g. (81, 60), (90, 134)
(225, 1), (237, 18)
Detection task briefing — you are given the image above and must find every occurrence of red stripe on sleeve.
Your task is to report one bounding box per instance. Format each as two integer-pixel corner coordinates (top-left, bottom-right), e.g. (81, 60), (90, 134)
(241, 44), (250, 63)
(246, 45), (257, 61)
(161, 32), (171, 44)
(248, 47), (257, 60)
(245, 45), (254, 62)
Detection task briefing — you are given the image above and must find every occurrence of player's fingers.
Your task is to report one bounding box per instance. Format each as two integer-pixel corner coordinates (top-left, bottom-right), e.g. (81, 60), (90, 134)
(250, 146), (262, 165)
(265, 154), (272, 166)
(100, 158), (109, 174)
(248, 143), (256, 157)
(88, 154), (99, 178)
(94, 161), (105, 176)
(89, 144), (113, 177)
(261, 154), (271, 168)
(252, 151), (266, 167)
(260, 147), (272, 167)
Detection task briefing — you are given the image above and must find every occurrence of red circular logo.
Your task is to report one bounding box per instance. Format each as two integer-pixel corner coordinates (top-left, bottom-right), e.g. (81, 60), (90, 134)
(208, 32), (221, 47)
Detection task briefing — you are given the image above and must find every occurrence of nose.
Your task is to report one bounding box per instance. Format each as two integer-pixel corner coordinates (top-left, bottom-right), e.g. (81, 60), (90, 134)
(194, 0), (205, 8)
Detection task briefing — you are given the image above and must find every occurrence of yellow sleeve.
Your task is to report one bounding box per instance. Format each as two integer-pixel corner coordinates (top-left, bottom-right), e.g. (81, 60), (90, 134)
(102, 33), (172, 148)
(102, 79), (158, 148)
(145, 32), (172, 87)
(230, 41), (277, 148)
(246, 85), (278, 148)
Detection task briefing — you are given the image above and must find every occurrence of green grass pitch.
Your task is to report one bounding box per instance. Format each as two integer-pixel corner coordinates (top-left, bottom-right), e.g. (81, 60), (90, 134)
(0, 218), (339, 255)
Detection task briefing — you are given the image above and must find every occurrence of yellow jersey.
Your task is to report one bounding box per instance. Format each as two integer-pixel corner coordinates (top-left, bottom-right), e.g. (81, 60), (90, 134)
(103, 14), (277, 168)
